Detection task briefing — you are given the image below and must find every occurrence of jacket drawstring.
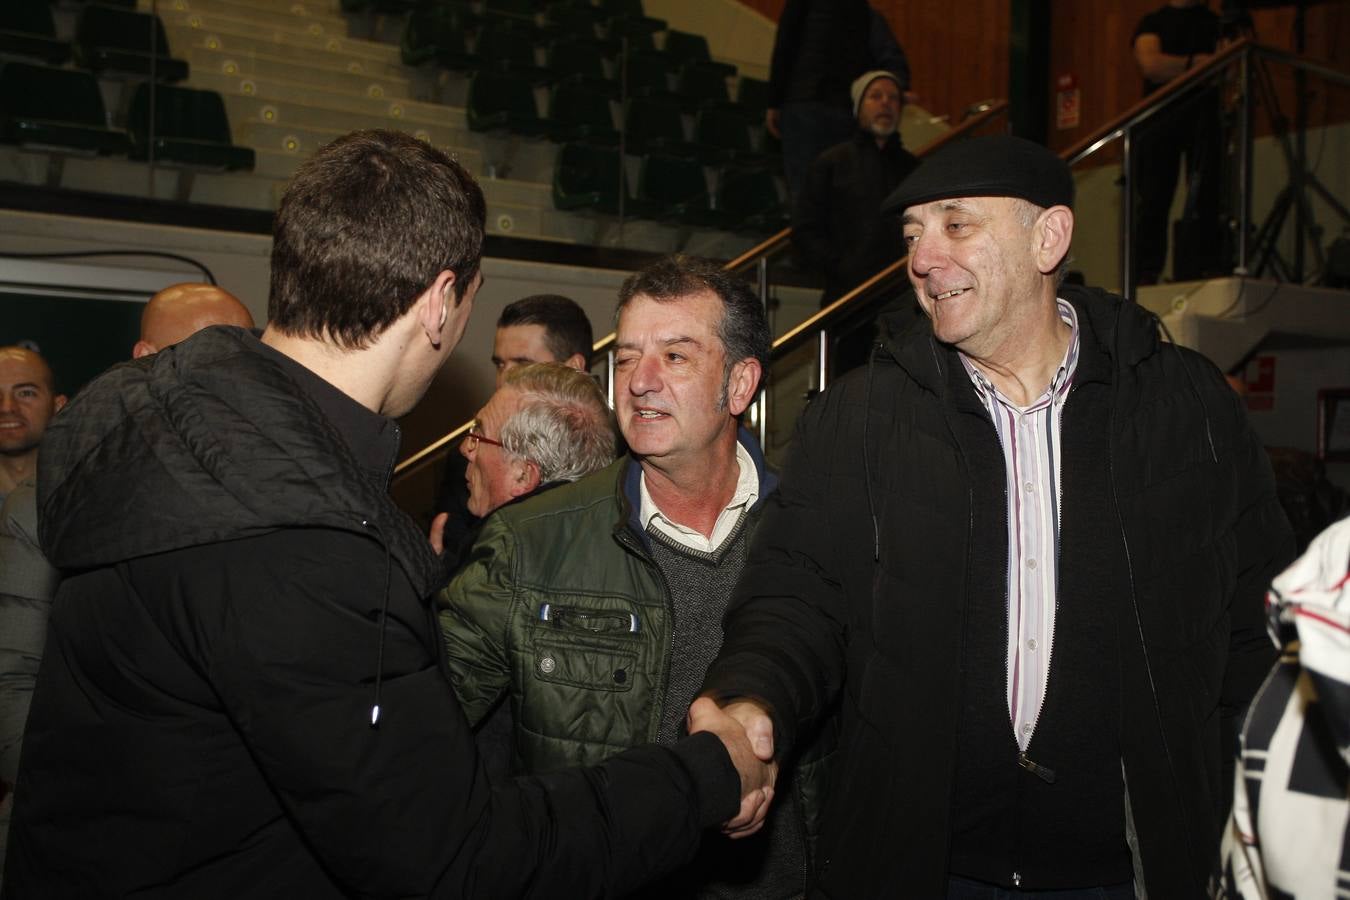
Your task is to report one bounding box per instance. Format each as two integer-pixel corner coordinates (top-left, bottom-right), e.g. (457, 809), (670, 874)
(863, 342), (880, 562)
(368, 519), (393, 729)
(1153, 315), (1219, 464)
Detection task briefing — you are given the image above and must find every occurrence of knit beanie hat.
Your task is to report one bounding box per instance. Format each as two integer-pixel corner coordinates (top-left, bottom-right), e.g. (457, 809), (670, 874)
(850, 70), (902, 117)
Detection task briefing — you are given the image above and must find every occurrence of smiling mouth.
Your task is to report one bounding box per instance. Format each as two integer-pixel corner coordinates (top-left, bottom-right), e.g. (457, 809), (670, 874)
(933, 288), (970, 301)
(634, 410), (667, 419)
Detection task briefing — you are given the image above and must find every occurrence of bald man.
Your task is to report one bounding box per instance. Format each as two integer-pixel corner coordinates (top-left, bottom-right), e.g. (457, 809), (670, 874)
(0, 348), (66, 500)
(133, 283), (255, 358)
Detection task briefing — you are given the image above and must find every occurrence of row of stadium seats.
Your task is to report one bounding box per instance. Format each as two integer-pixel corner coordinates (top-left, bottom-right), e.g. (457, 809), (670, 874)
(0, 62), (254, 173)
(467, 72), (775, 170)
(553, 143), (786, 233)
(1, 2), (189, 82)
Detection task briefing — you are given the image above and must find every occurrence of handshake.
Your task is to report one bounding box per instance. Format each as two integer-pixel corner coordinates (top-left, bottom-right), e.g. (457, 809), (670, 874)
(686, 697), (778, 838)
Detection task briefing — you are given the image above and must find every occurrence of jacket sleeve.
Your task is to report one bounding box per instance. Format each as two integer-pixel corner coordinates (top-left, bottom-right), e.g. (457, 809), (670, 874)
(790, 151), (837, 275)
(438, 515), (519, 728)
(1219, 383), (1294, 719)
(701, 393), (849, 756)
(204, 528), (739, 899)
(0, 481), (58, 784)
(767, 0), (808, 108)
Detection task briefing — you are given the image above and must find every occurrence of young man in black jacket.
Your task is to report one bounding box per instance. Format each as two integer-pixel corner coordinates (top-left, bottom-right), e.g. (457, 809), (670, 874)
(701, 135), (1294, 898)
(6, 129), (774, 899)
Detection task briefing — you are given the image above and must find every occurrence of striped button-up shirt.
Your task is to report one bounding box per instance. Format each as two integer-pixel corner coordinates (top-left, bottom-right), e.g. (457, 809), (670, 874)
(960, 299), (1081, 752)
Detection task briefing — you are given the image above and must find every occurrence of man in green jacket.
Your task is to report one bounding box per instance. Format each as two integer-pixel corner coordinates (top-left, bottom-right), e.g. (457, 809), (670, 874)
(442, 255), (811, 898)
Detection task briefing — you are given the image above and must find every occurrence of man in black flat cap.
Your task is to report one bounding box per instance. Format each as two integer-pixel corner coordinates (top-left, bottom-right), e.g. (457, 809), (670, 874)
(695, 134), (1295, 897)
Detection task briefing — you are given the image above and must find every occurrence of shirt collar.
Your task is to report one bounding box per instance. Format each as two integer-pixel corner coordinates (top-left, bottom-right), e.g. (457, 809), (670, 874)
(638, 441), (760, 536)
(960, 298), (1081, 412)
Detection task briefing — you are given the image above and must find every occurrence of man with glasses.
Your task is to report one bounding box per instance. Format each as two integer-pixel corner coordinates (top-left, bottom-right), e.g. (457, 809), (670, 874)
(441, 363), (614, 561)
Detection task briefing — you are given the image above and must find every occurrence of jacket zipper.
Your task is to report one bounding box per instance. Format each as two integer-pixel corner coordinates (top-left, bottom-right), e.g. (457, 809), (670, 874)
(1016, 381), (1078, 783)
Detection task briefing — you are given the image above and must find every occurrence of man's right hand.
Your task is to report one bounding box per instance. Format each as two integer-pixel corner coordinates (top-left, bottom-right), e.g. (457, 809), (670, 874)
(687, 697), (777, 838)
(428, 512), (448, 555)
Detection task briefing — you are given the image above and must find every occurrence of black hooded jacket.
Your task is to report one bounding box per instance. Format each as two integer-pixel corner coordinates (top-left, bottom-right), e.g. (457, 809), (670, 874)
(702, 286), (1294, 896)
(7, 326), (738, 898)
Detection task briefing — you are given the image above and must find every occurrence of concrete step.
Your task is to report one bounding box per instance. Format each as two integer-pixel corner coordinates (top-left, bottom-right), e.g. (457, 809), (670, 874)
(180, 43), (416, 100)
(156, 7), (401, 66)
(191, 68), (455, 131)
(151, 0), (352, 42)
(165, 23), (412, 81)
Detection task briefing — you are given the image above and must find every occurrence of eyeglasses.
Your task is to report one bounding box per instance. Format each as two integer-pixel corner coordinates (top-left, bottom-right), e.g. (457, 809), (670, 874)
(464, 425), (505, 453)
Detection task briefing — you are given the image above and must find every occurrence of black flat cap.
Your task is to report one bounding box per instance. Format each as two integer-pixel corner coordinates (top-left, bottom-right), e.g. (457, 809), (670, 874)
(881, 135), (1074, 215)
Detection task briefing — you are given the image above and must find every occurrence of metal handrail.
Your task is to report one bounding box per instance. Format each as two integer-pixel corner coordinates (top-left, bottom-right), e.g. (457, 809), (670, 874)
(1064, 38), (1253, 166)
(394, 99), (1009, 477)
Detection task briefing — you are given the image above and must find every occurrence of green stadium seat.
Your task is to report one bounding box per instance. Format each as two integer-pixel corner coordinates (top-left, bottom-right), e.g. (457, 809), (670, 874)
(616, 50), (673, 99)
(552, 141), (654, 216)
(622, 96), (696, 158)
(482, 0), (538, 27)
(466, 69), (548, 135)
(401, 6), (475, 70)
(600, 0), (666, 30)
(542, 2), (603, 39)
(736, 76), (770, 119)
(74, 5), (188, 82)
(717, 169), (788, 233)
(0, 0), (71, 65)
(0, 62), (128, 156)
(636, 154), (721, 226)
(693, 106), (766, 167)
(126, 83), (254, 171)
(673, 62), (730, 112)
(545, 37), (612, 94)
(663, 30), (734, 79)
(474, 22), (545, 79)
(546, 81), (617, 144)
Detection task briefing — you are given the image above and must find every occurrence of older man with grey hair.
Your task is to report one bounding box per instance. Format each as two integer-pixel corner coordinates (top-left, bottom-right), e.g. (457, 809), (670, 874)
(432, 363), (615, 560)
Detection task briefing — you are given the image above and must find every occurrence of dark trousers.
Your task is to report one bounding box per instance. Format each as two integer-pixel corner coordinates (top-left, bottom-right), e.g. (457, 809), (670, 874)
(947, 875), (1135, 899)
(779, 100), (855, 203)
(1132, 90), (1224, 285)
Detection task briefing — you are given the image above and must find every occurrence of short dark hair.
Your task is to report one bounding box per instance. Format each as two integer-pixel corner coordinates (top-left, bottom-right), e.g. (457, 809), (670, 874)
(268, 130), (486, 350)
(497, 295), (594, 363)
(616, 255), (770, 386)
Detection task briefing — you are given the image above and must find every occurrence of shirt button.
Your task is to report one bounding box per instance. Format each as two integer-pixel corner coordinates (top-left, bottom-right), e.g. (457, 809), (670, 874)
(1024, 482), (1034, 493)
(1027, 638), (1038, 651)
(1027, 558), (1037, 570)
(1022, 723), (1033, 735)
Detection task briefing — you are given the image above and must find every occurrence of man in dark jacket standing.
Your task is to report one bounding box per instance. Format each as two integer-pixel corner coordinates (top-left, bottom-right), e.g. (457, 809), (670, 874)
(792, 69), (919, 306)
(6, 130), (774, 898)
(701, 135), (1295, 897)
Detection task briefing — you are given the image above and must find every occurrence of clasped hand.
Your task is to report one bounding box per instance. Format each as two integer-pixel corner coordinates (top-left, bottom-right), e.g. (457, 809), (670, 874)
(686, 697), (777, 839)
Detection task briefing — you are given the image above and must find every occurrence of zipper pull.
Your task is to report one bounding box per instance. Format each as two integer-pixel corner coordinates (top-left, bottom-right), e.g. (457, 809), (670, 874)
(1018, 752), (1057, 784)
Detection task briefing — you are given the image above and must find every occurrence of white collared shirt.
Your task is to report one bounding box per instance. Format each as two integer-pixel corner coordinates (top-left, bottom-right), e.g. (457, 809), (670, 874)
(638, 442), (760, 554)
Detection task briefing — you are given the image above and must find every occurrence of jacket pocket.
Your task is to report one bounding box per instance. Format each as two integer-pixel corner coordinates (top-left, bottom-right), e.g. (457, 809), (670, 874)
(528, 630), (639, 694)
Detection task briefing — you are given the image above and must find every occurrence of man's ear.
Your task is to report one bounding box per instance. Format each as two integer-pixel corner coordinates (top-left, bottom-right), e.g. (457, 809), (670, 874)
(725, 357), (763, 416)
(132, 340), (157, 359)
(418, 270), (457, 346)
(1035, 205), (1074, 275)
(513, 458), (542, 497)
(563, 352), (588, 372)
(53, 394), (68, 414)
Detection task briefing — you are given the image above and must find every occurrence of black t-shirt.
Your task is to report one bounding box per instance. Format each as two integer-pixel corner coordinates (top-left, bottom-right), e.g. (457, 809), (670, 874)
(1134, 3), (1220, 92)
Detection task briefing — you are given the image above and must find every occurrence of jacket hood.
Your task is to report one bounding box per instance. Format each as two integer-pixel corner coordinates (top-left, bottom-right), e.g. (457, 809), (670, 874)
(38, 327), (443, 593)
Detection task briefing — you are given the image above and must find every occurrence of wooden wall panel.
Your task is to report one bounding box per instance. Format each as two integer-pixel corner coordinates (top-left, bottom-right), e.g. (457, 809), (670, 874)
(735, 0), (1011, 125)
(1046, 0), (1350, 153)
(738, 1), (1348, 148)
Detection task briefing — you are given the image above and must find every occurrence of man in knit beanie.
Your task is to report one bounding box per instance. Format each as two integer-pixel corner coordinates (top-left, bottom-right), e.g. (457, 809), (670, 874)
(792, 69), (920, 372)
